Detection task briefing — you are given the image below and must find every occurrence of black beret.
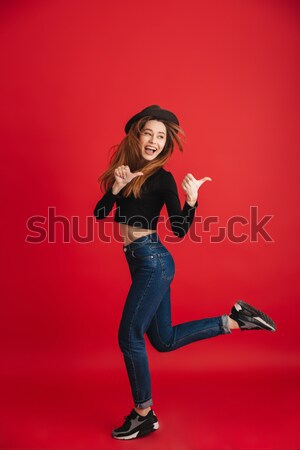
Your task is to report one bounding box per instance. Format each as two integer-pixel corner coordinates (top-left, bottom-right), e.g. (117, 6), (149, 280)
(124, 105), (179, 134)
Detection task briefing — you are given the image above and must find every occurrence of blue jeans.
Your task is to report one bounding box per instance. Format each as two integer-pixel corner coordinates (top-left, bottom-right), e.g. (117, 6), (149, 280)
(118, 232), (231, 409)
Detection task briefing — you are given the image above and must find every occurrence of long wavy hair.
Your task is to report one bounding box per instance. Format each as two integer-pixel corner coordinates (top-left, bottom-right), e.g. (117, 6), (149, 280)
(98, 116), (185, 199)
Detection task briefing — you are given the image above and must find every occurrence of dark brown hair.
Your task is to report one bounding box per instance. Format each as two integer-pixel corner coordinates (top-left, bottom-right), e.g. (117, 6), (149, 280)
(97, 117), (185, 199)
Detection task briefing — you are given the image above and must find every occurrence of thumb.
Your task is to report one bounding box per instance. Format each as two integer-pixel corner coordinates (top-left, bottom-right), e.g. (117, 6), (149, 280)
(132, 171), (144, 178)
(198, 176), (212, 183)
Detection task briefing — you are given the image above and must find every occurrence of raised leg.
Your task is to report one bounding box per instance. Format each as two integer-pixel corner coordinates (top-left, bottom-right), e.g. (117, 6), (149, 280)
(146, 286), (230, 352)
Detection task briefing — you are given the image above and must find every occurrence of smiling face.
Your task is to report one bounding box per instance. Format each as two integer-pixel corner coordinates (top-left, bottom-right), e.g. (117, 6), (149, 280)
(139, 120), (167, 161)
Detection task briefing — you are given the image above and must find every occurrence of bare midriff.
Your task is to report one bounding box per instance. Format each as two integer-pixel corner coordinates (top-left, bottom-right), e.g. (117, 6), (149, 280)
(119, 223), (157, 246)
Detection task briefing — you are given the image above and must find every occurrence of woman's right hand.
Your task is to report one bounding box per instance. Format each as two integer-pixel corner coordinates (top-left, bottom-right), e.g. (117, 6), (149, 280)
(112, 165), (144, 193)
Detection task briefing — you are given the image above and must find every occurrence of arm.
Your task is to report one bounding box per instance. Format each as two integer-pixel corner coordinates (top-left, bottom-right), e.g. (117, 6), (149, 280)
(162, 172), (198, 238)
(162, 171), (212, 237)
(93, 185), (119, 220)
(94, 166), (144, 220)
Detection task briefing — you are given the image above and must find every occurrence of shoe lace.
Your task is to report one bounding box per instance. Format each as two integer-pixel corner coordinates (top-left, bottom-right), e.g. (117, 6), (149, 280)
(124, 410), (136, 422)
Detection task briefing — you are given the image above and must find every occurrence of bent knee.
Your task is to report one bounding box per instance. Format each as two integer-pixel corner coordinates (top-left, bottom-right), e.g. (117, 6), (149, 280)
(148, 338), (172, 352)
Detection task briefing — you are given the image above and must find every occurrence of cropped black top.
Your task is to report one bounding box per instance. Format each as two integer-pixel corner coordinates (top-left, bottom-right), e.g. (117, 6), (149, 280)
(93, 167), (198, 238)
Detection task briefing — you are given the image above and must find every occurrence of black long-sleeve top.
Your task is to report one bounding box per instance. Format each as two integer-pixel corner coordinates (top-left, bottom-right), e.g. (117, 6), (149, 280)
(94, 167), (198, 238)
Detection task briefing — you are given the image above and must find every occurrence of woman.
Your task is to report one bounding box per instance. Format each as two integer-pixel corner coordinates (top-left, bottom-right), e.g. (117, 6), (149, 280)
(94, 105), (276, 440)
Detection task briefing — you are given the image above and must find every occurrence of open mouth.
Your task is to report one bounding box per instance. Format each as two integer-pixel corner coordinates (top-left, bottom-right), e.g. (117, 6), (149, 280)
(145, 146), (157, 155)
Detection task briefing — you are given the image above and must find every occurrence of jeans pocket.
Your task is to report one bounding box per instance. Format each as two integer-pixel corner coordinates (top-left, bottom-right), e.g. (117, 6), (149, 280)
(131, 245), (152, 260)
(157, 253), (175, 281)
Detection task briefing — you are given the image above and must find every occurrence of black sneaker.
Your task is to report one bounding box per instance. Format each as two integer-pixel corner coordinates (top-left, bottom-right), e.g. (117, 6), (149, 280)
(112, 408), (159, 440)
(230, 300), (277, 332)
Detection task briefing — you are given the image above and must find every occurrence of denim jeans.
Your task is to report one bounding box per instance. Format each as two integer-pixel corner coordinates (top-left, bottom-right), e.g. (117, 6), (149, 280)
(118, 232), (231, 409)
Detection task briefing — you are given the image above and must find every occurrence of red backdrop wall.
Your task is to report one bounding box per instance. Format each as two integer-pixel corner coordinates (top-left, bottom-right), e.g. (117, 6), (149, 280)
(1, 1), (299, 449)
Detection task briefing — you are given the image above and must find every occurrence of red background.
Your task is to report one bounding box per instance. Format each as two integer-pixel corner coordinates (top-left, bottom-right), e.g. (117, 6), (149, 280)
(1, 1), (299, 449)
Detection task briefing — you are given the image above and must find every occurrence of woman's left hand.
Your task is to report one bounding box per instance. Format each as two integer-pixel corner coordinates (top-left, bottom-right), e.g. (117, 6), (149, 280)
(182, 173), (212, 203)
